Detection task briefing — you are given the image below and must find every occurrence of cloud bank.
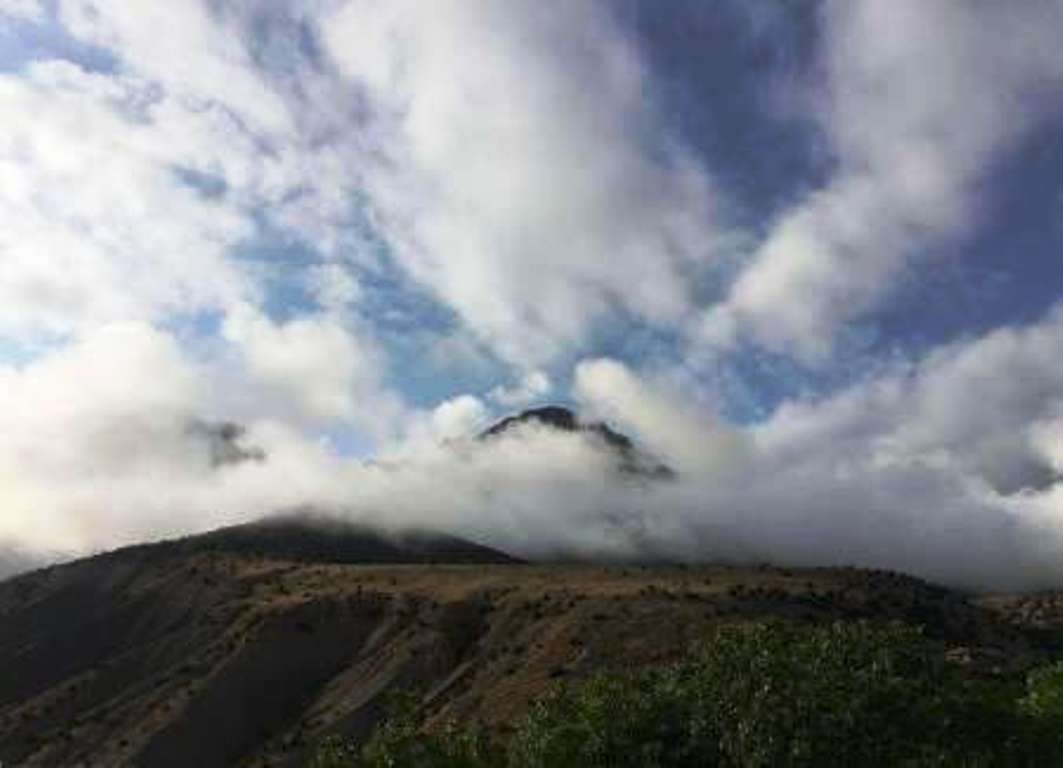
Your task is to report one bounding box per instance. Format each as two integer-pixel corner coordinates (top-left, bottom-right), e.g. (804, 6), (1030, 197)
(4, 308), (1063, 591)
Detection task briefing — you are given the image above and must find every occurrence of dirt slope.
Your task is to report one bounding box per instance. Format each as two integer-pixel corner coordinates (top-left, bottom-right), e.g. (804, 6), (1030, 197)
(1, 533), (1057, 768)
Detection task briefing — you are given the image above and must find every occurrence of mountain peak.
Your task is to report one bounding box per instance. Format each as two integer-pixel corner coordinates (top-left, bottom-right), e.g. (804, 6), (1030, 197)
(483, 405), (576, 435)
(482, 405), (628, 447)
(480, 405), (672, 479)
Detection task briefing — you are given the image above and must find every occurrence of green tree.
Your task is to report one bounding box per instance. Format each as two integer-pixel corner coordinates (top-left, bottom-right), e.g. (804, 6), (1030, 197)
(311, 621), (1063, 767)
(510, 622), (1043, 767)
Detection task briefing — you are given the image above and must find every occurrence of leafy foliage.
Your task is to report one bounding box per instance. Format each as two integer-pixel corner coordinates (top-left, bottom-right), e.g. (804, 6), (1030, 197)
(1019, 660), (1063, 755)
(312, 621), (1063, 767)
(359, 692), (500, 768)
(309, 735), (361, 768)
(1022, 660), (1063, 719)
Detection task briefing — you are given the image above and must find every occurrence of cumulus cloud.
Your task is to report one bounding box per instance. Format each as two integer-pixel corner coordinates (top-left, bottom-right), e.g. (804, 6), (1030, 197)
(324, 0), (719, 364)
(574, 358), (741, 477)
(568, 317), (1063, 590)
(429, 395), (489, 441)
(728, 306), (1063, 587)
(221, 304), (404, 438)
(704, 0), (1063, 361)
(334, 307), (1063, 590)
(488, 371), (552, 408)
(0, 319), (611, 559)
(0, 323), (208, 551)
(0, 318), (398, 556)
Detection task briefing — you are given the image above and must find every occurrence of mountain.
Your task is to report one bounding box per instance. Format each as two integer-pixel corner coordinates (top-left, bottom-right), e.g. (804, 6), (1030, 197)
(1, 526), (1058, 767)
(125, 513), (519, 567)
(0, 415), (1057, 765)
(0, 516), (516, 767)
(0, 546), (41, 582)
(481, 405), (674, 479)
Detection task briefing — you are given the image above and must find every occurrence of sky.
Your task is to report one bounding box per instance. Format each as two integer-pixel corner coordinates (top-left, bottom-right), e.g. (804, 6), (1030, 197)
(2, 1), (1063, 590)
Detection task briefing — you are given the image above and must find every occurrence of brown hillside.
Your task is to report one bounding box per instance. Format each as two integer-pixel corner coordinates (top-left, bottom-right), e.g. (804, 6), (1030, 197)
(2, 535), (1059, 768)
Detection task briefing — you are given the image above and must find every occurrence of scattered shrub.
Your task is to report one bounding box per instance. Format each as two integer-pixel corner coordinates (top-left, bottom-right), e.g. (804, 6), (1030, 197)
(357, 692), (500, 768)
(309, 735), (361, 768)
(312, 621), (1063, 767)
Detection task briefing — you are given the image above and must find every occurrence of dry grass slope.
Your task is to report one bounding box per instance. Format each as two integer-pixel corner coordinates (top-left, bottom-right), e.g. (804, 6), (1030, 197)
(0, 533), (1058, 767)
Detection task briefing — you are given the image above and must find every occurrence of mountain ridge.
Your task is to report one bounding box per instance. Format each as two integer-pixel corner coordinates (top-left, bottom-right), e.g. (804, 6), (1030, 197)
(481, 405), (674, 479)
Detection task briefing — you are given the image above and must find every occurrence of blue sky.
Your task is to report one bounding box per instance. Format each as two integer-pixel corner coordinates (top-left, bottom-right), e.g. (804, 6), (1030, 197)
(3, 1), (1063, 588)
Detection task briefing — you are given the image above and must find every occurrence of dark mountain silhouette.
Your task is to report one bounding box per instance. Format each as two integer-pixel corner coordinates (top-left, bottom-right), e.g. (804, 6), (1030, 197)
(0, 546), (40, 582)
(0, 516), (515, 767)
(134, 513), (518, 567)
(481, 405), (674, 479)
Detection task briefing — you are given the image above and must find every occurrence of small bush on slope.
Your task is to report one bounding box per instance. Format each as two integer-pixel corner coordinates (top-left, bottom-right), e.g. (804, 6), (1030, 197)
(311, 692), (501, 768)
(314, 621), (1063, 767)
(1019, 660), (1063, 755)
(359, 692), (501, 768)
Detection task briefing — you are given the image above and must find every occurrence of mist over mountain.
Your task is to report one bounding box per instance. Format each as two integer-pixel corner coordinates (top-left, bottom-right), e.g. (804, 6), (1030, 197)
(0, 547), (41, 582)
(5, 375), (1063, 594)
(480, 405), (675, 480)
(124, 513), (518, 567)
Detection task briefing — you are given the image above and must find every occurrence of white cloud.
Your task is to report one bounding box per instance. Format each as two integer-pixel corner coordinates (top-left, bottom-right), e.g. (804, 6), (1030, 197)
(58, 0), (292, 134)
(1, 0), (715, 393)
(0, 323), (207, 550)
(488, 370), (552, 408)
(564, 310), (1063, 590)
(728, 306), (1063, 587)
(430, 395), (488, 441)
(0, 319), (628, 560)
(574, 358), (742, 476)
(704, 0), (1063, 361)
(753, 305), (1063, 492)
(0, 61), (256, 340)
(0, 0), (42, 21)
(4, 310), (1063, 590)
(324, 0), (719, 364)
(0, 320), (398, 555)
(222, 304), (404, 438)
(0, 3), (397, 346)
